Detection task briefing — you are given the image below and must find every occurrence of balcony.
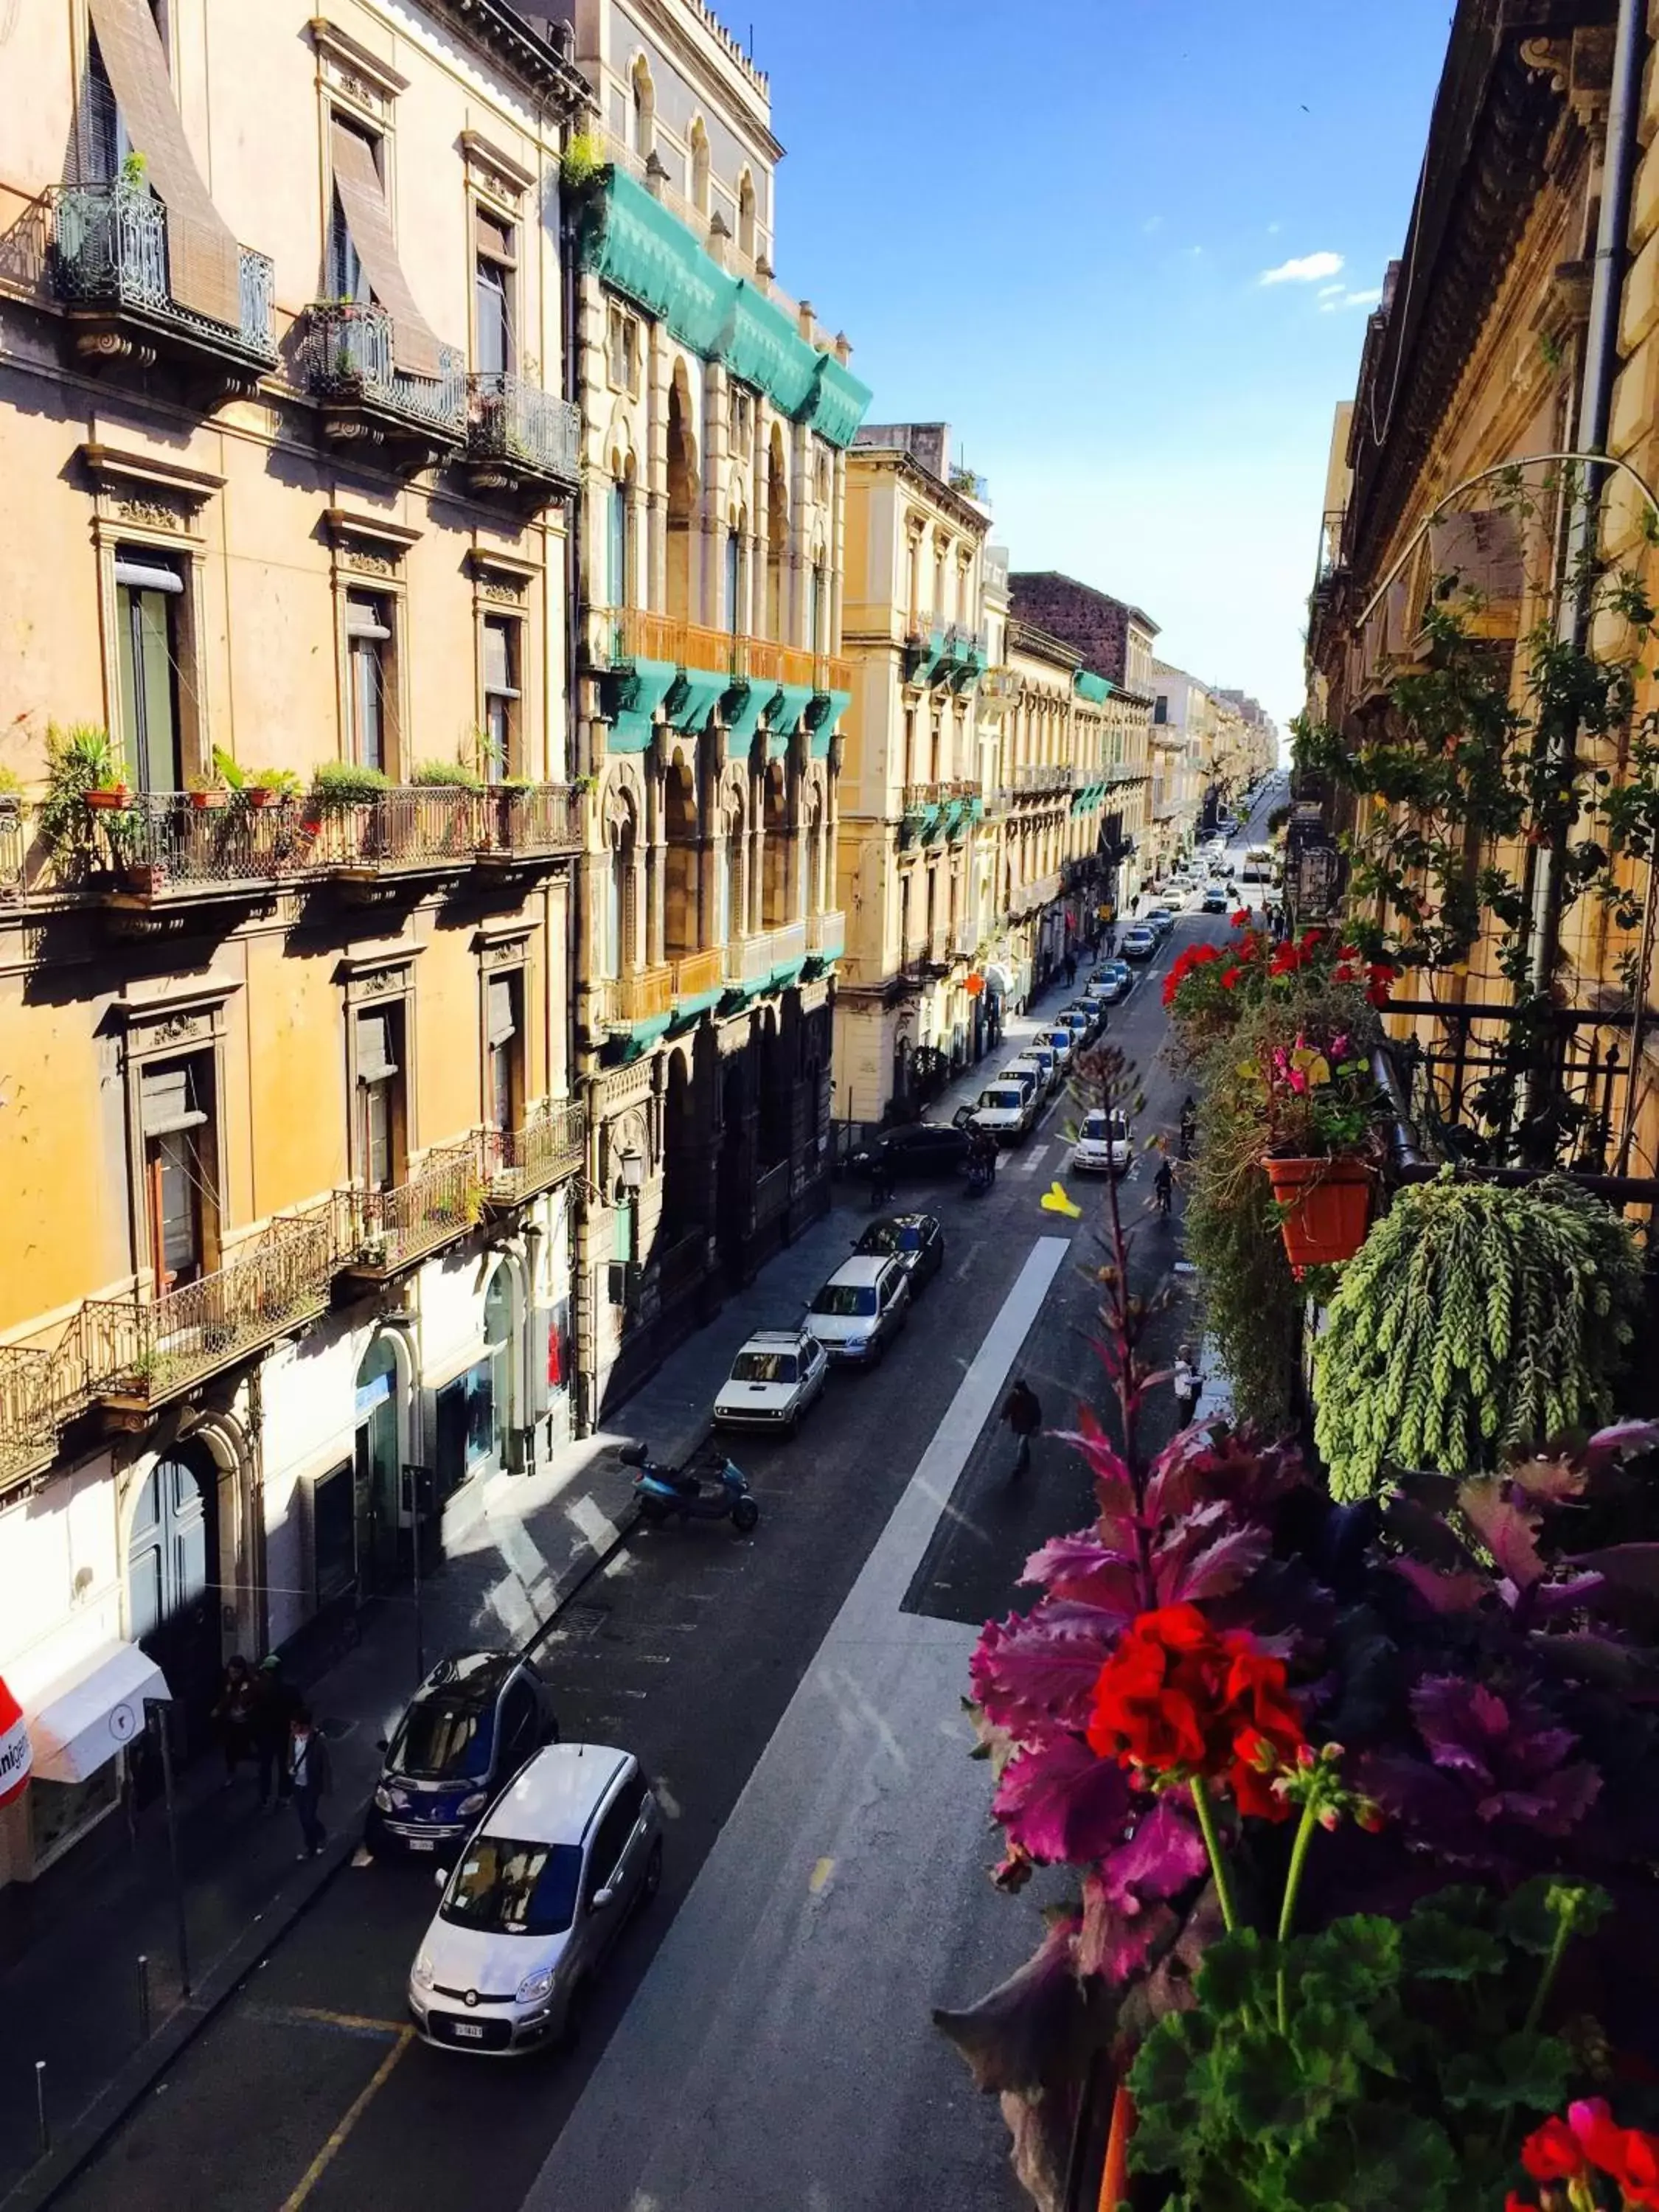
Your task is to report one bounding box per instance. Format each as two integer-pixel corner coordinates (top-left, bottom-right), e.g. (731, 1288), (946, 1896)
(0, 796), (27, 901)
(1014, 763), (1071, 798)
(84, 1209), (336, 1416)
(301, 302), (465, 458)
(476, 783), (582, 871)
(723, 931), (778, 990)
(0, 1343), (75, 1492)
(482, 1099), (587, 1211)
(804, 908), (846, 966)
(616, 963), (675, 1023)
(50, 184), (275, 386)
(86, 793), (307, 920)
(669, 947), (726, 1006)
(464, 374), (580, 498)
(304, 786), (487, 894)
(335, 1141), (484, 1283)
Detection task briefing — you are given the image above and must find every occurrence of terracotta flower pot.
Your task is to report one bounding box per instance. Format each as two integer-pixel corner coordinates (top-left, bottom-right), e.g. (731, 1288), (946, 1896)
(84, 785), (130, 811)
(1262, 1154), (1373, 1276)
(246, 787), (281, 810)
(188, 788), (229, 810)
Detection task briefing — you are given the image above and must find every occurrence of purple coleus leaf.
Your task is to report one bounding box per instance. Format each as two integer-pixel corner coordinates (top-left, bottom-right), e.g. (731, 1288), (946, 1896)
(1583, 1419), (1659, 1475)
(1388, 1555), (1492, 1614)
(933, 1912), (1084, 2096)
(1078, 1885), (1175, 1982)
(1565, 1543), (1659, 1597)
(1458, 1477), (1546, 1591)
(1059, 1406), (1135, 1529)
(1099, 1793), (1210, 1907)
(1152, 1516), (1271, 1605)
(1020, 1532), (1142, 1620)
(992, 1736), (1135, 1865)
(970, 1604), (1121, 1739)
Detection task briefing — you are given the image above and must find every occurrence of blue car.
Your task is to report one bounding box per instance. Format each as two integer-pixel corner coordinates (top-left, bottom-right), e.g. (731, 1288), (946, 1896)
(366, 1650), (558, 1859)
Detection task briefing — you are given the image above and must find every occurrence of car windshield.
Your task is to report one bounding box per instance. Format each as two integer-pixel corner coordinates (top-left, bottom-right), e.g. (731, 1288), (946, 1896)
(813, 1282), (878, 1318)
(983, 1088), (1023, 1110)
(387, 1696), (495, 1781)
(897, 1224), (925, 1251)
(440, 1836), (582, 1936)
(859, 1222), (902, 1253)
(731, 1350), (796, 1383)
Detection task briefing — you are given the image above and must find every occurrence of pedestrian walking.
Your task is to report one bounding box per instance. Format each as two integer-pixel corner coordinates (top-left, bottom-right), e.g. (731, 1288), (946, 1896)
(869, 1151), (894, 1210)
(1172, 1346), (1203, 1430)
(211, 1655), (256, 1788)
(286, 1705), (333, 1860)
(1001, 1377), (1042, 1476)
(1063, 952), (1077, 988)
(251, 1652), (298, 1809)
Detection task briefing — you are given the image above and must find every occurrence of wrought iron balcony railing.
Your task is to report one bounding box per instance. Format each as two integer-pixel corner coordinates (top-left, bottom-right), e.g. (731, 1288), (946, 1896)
(0, 1342), (77, 1490)
(335, 1141), (484, 1279)
(482, 1099), (587, 1206)
(50, 184), (275, 367)
(0, 797), (24, 901)
(480, 783), (582, 862)
(92, 792), (307, 894)
(737, 637), (816, 689)
(83, 1209), (336, 1411)
(465, 374), (580, 489)
(305, 787), (485, 875)
(302, 302), (465, 439)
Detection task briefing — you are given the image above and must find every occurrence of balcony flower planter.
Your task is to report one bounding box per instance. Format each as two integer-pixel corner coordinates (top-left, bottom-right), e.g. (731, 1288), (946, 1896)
(84, 785), (131, 812)
(188, 788), (229, 811)
(246, 787), (284, 810)
(1262, 1152), (1372, 1275)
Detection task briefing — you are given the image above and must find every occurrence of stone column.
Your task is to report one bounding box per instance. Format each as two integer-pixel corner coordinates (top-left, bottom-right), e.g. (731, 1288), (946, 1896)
(701, 357), (729, 630)
(645, 759), (665, 967)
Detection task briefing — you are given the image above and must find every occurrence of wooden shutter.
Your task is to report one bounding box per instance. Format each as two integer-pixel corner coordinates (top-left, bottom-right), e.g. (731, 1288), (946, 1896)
(329, 118), (445, 380)
(87, 0), (243, 329)
(487, 974), (517, 1047)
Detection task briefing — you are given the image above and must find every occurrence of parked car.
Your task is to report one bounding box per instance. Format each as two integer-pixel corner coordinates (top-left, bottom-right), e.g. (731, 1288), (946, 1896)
(1089, 961), (1132, 1003)
(1144, 906), (1176, 940)
(408, 1743), (662, 2055)
(713, 1325), (828, 1435)
(807, 1254), (911, 1364)
(1002, 1055), (1053, 1106)
(1057, 1005), (1099, 1047)
(369, 1652), (557, 1860)
(1018, 1043), (1060, 1096)
(1037, 1026), (1076, 1071)
(961, 1079), (1036, 1142)
(855, 1211), (945, 1293)
(1121, 925), (1158, 961)
(1072, 1107), (1132, 1176)
(846, 1121), (972, 1184)
(1201, 883), (1230, 914)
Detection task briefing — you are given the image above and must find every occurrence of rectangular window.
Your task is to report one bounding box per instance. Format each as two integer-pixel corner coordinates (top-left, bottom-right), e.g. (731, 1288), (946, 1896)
(613, 1199), (636, 1265)
(481, 616), (518, 782)
(330, 187), (369, 304)
(114, 554), (184, 792)
(606, 305), (640, 395)
(140, 1055), (215, 1290)
(356, 1004), (405, 1191)
(474, 209), (514, 378)
(1153, 695), (1169, 726)
(346, 594), (390, 771)
(486, 970), (523, 1134)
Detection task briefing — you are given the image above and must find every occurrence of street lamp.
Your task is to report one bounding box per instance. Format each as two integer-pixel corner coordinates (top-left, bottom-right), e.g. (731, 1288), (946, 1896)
(616, 1147), (646, 1194)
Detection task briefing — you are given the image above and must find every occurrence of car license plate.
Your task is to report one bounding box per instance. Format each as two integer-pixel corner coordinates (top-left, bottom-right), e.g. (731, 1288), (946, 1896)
(452, 2021), (484, 2040)
(408, 1837), (434, 1852)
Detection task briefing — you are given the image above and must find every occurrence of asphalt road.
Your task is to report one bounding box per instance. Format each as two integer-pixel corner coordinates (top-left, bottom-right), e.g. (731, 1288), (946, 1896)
(49, 777), (1287, 2212)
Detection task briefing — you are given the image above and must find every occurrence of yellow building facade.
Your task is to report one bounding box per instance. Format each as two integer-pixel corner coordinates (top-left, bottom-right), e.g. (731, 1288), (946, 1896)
(0, 0), (589, 1882)
(560, 0), (869, 1411)
(833, 427), (990, 1125)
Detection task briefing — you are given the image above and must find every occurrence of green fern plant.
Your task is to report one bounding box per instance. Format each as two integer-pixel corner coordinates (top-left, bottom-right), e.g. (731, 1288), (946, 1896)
(1313, 1170), (1643, 1499)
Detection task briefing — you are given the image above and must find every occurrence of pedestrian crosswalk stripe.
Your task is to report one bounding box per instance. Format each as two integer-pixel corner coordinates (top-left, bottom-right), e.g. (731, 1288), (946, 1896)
(1020, 1143), (1049, 1176)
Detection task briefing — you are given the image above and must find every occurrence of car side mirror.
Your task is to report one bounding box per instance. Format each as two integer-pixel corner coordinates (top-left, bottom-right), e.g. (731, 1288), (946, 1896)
(591, 1884), (616, 1910)
(376, 1737), (389, 1753)
(434, 1866), (448, 1888)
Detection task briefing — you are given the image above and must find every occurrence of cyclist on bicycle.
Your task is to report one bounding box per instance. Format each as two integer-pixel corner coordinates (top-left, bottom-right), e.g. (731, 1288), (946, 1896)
(1154, 1158), (1175, 1217)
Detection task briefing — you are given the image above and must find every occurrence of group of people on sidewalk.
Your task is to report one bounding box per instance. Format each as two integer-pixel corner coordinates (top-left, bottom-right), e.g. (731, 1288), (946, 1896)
(211, 1654), (334, 1861)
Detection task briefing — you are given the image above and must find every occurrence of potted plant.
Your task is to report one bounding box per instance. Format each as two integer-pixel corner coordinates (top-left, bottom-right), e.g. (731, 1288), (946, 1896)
(1254, 1024), (1382, 1275)
(309, 762), (391, 808)
(246, 767), (302, 809)
(38, 724), (128, 871)
(1312, 1169), (1643, 1500)
(186, 768), (229, 810)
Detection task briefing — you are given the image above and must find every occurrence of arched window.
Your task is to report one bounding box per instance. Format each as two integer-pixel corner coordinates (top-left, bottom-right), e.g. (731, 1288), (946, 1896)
(605, 815), (633, 977)
(630, 56), (655, 159)
(726, 525), (742, 634)
(608, 465), (633, 608)
(689, 119), (710, 218)
(737, 168), (757, 260)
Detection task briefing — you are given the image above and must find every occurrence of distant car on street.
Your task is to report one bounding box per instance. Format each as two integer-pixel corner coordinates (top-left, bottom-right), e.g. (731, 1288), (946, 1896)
(807, 1254), (911, 1364)
(1018, 1042), (1061, 1095)
(847, 1121), (972, 1184)
(1072, 1107), (1132, 1177)
(408, 1743), (662, 2054)
(713, 1325), (828, 1435)
(1088, 961), (1132, 1002)
(369, 1652), (557, 1860)
(1202, 884), (1230, 914)
(1057, 1004), (1099, 1046)
(1143, 908), (1176, 941)
(1120, 925), (1158, 961)
(1037, 1026), (1076, 1071)
(1003, 1053), (1056, 1105)
(855, 1211), (946, 1293)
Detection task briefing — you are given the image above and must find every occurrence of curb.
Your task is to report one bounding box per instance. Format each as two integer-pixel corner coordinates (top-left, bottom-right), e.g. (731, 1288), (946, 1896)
(0, 1505), (640, 2212)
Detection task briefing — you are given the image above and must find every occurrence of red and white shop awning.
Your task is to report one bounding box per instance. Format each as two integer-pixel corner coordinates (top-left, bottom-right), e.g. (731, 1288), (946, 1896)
(20, 1641), (170, 1784)
(0, 1675), (29, 1809)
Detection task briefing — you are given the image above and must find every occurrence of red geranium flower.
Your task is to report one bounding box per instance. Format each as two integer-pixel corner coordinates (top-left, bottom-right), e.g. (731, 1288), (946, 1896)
(1221, 965), (1242, 990)
(1085, 1604), (1307, 1820)
(1229, 908), (1251, 926)
(1518, 2103), (1659, 2211)
(1520, 2114), (1588, 2183)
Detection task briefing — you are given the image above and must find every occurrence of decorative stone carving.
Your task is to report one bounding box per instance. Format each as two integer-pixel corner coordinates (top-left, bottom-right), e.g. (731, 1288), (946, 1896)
(338, 549), (397, 577)
(116, 498), (182, 531)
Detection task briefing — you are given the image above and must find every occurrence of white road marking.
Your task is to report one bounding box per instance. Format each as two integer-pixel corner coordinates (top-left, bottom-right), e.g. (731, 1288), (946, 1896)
(493, 1514), (549, 1588)
(567, 1493), (624, 1554)
(486, 1573), (539, 1642)
(1020, 1142), (1050, 1177)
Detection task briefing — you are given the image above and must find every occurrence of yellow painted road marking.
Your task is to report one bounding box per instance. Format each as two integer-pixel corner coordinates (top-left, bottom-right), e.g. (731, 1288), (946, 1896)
(279, 2025), (413, 2210)
(809, 1856), (835, 1896)
(248, 2003), (405, 2037)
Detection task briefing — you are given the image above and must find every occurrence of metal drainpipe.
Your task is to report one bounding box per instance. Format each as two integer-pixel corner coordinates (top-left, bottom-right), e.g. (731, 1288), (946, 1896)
(1526, 0), (1643, 1022)
(560, 122), (594, 1439)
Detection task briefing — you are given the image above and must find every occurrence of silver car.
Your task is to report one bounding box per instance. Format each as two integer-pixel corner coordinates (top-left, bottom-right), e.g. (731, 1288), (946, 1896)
(807, 1253), (911, 1363)
(408, 1743), (662, 2055)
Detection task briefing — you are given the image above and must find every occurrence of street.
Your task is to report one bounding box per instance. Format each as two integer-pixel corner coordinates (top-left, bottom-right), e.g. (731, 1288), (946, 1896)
(44, 813), (1275, 2212)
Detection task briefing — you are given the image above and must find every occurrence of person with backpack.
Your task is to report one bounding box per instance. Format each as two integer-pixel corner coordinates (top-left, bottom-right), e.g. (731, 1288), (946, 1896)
(1172, 1346), (1203, 1430)
(1001, 1378), (1042, 1476)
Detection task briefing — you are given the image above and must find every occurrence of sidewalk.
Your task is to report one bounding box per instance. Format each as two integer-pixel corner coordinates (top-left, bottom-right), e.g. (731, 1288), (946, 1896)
(0, 1209), (869, 2212)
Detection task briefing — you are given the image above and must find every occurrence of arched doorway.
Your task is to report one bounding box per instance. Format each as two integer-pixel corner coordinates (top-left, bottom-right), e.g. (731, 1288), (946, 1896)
(127, 1448), (218, 1748)
(667, 372), (696, 624)
(664, 759), (699, 958)
(762, 763), (788, 928)
(354, 1335), (403, 1593)
(765, 431), (787, 638)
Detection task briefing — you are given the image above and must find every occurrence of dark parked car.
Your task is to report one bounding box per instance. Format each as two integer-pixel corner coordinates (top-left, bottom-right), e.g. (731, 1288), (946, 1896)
(366, 1651), (557, 1859)
(847, 1123), (972, 1183)
(855, 1211), (945, 1293)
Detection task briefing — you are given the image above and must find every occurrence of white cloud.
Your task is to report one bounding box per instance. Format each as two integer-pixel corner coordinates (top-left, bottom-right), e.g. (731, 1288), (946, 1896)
(1317, 282), (1345, 298)
(1186, 245), (1203, 258)
(1343, 285), (1382, 307)
(1319, 285), (1382, 315)
(1260, 250), (1344, 287)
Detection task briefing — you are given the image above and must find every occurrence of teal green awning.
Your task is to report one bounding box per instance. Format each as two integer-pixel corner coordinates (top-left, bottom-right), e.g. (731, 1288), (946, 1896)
(727, 281), (817, 414)
(809, 687), (851, 757)
(722, 677), (772, 753)
(768, 681), (815, 740)
(1074, 671), (1112, 705)
(664, 666), (727, 736)
(602, 654), (677, 751)
(804, 351), (873, 447)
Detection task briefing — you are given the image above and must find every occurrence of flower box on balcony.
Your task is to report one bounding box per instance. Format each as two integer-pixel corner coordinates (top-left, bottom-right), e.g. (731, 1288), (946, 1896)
(85, 785), (131, 812)
(1262, 1154), (1373, 1275)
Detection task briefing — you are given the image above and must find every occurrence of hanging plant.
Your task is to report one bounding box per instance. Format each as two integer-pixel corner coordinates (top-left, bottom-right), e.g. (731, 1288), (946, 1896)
(1313, 1171), (1642, 1500)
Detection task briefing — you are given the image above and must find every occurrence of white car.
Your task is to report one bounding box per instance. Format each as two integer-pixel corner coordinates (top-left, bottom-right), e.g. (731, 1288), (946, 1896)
(1072, 1107), (1132, 1176)
(408, 1744), (663, 2055)
(807, 1253), (911, 1364)
(1036, 1026), (1076, 1071)
(713, 1326), (828, 1435)
(1018, 1043), (1061, 1096)
(967, 1079), (1036, 1142)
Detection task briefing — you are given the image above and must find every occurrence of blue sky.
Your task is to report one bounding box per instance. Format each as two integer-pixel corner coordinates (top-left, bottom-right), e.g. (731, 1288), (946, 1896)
(741, 0), (1455, 737)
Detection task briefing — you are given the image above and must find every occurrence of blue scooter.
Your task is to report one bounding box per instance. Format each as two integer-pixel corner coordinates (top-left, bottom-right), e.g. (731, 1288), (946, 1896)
(621, 1441), (759, 1534)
